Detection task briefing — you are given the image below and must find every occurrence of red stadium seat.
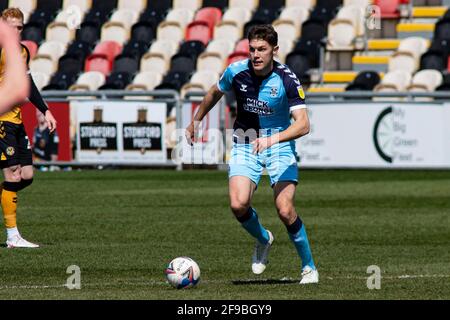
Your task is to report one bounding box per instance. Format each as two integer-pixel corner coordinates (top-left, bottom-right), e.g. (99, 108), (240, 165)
(374, 0), (400, 18)
(92, 41), (123, 63)
(186, 21), (212, 46)
(235, 39), (249, 54)
(227, 51), (249, 65)
(84, 41), (123, 75)
(21, 40), (38, 59)
(84, 56), (112, 75)
(194, 7), (222, 32)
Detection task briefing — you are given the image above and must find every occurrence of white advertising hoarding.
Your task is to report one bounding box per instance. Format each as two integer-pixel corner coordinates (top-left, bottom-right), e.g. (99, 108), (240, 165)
(73, 100), (167, 164)
(297, 103), (450, 168)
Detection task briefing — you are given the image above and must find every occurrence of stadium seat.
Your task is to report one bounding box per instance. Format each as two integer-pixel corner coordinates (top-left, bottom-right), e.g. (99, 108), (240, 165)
(70, 71), (106, 90)
(249, 7), (279, 25)
(276, 39), (294, 63)
(170, 53), (196, 74)
(227, 51), (249, 65)
(122, 41), (150, 60)
(214, 21), (242, 42)
(408, 69), (443, 92)
(0, 0), (7, 11)
(336, 4), (365, 36)
(91, 0), (118, 13)
(301, 19), (327, 41)
(76, 22), (100, 45)
(194, 7), (222, 32)
(228, 0), (258, 11)
(173, 0), (202, 11)
(179, 40), (206, 61)
(28, 9), (55, 29)
(202, 0), (228, 10)
(310, 5), (339, 24)
(131, 21), (155, 43)
(21, 40), (38, 59)
(235, 39), (249, 54)
(149, 39), (179, 62)
(22, 22), (45, 44)
(36, 0), (62, 11)
(46, 22), (76, 45)
(420, 51), (448, 71)
(374, 0), (400, 18)
(92, 41), (123, 63)
(30, 41), (67, 75)
(165, 8), (195, 29)
(222, 7), (252, 28)
(43, 71), (78, 90)
(138, 8), (167, 31)
(327, 19), (356, 50)
(140, 53), (170, 74)
(83, 8), (111, 26)
(126, 71), (163, 91)
(344, 0), (371, 7)
(157, 21), (184, 43)
(188, 70), (219, 89)
(374, 70), (411, 91)
(101, 22), (131, 43)
(63, 0), (93, 13)
(109, 8), (139, 30)
(117, 0), (147, 12)
(434, 19), (450, 40)
(273, 20), (299, 42)
(345, 71), (381, 91)
(155, 71), (191, 91)
(185, 21), (212, 46)
(84, 41), (123, 75)
(31, 71), (50, 90)
(285, 51), (311, 83)
(258, 0), (285, 11)
(113, 54), (140, 74)
(206, 39), (235, 60)
(197, 52), (225, 73)
(293, 38), (321, 67)
(285, 0), (316, 9)
(279, 6), (310, 30)
(58, 54), (85, 74)
(99, 71), (134, 90)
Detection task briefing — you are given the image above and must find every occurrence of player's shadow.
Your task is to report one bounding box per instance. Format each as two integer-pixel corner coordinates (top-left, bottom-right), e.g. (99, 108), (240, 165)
(232, 278), (298, 285)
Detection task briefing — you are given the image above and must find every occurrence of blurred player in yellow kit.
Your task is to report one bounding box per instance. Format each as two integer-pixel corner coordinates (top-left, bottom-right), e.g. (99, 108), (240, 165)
(0, 8), (57, 248)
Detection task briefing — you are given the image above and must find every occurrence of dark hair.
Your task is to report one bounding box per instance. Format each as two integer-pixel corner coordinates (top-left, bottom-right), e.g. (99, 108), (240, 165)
(247, 24), (278, 47)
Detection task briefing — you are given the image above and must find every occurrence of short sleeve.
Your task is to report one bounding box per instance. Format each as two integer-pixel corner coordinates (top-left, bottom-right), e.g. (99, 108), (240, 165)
(284, 72), (306, 112)
(217, 65), (234, 92)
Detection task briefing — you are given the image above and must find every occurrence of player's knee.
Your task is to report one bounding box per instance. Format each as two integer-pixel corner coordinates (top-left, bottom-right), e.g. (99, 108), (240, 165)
(230, 200), (250, 217)
(277, 205), (295, 223)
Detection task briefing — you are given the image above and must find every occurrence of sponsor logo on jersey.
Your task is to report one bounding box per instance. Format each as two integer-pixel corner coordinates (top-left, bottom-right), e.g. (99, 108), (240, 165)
(6, 147), (14, 156)
(297, 85), (305, 99)
(243, 98), (273, 115)
(270, 86), (278, 98)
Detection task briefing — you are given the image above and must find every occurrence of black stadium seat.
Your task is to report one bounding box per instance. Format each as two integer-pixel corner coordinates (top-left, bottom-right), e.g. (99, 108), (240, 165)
(301, 19), (327, 41)
(113, 54), (140, 74)
(122, 41), (150, 60)
(148, 0), (173, 13)
(250, 8), (279, 24)
(138, 9), (167, 30)
(28, 9), (55, 29)
(155, 71), (191, 91)
(131, 21), (155, 43)
(293, 39), (321, 68)
(258, 0), (285, 11)
(420, 51), (447, 71)
(36, 0), (62, 11)
(178, 40), (206, 61)
(58, 54), (84, 74)
(170, 53), (196, 74)
(202, 0), (228, 10)
(43, 71), (78, 91)
(99, 71), (134, 90)
(21, 22), (45, 44)
(91, 0), (118, 13)
(76, 22), (100, 45)
(310, 6), (339, 24)
(83, 8), (111, 26)
(434, 19), (450, 40)
(0, 0), (8, 12)
(285, 52), (311, 84)
(346, 71), (380, 91)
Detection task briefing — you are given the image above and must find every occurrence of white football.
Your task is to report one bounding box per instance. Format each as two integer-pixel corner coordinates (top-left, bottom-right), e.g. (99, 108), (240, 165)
(164, 257), (201, 289)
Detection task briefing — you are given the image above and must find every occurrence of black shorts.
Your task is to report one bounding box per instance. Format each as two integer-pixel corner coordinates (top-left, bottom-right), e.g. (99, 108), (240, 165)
(0, 121), (33, 169)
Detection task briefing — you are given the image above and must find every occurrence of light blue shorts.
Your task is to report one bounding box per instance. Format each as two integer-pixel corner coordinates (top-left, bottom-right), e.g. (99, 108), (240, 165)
(228, 140), (298, 187)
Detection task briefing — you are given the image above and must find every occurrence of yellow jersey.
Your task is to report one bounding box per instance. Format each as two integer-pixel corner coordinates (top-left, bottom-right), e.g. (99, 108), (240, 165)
(0, 44), (30, 124)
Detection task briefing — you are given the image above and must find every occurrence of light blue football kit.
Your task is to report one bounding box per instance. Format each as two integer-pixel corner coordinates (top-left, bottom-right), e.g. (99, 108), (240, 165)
(217, 59), (316, 272)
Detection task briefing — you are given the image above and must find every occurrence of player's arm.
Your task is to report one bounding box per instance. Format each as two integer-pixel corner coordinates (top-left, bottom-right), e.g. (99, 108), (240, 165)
(28, 74), (57, 133)
(185, 84), (224, 145)
(0, 21), (29, 113)
(252, 108), (310, 154)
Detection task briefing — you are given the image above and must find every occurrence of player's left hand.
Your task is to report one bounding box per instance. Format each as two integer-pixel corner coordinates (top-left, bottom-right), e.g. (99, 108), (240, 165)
(44, 110), (57, 133)
(252, 137), (275, 154)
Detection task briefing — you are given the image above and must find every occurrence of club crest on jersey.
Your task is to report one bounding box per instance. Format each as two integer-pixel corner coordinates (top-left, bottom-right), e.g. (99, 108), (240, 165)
(297, 85), (305, 99)
(240, 84), (248, 92)
(6, 147), (14, 156)
(270, 86), (278, 98)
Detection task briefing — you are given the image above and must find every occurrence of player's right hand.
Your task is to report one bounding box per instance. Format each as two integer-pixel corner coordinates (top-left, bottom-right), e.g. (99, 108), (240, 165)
(185, 122), (196, 146)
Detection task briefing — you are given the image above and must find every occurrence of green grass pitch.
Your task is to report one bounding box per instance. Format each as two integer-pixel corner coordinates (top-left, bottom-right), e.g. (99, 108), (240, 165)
(0, 169), (449, 299)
